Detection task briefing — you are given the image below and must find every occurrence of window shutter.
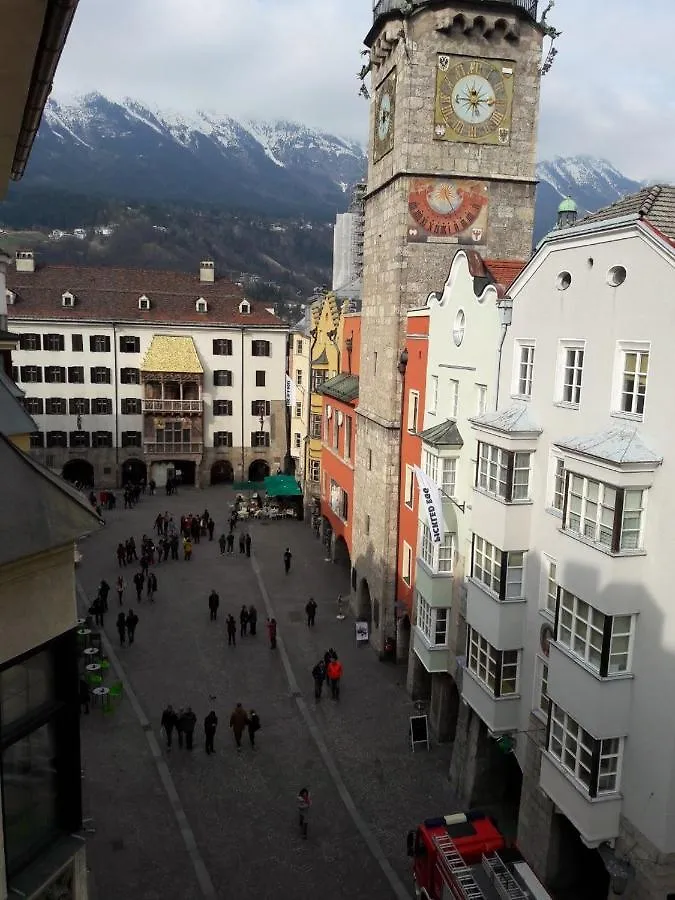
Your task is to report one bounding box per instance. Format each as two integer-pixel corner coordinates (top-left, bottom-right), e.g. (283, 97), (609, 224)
(589, 741), (601, 799)
(612, 489), (625, 554)
(505, 451), (515, 503)
(599, 615), (613, 678)
(499, 551), (508, 601)
(561, 469), (571, 525)
(474, 443), (481, 487)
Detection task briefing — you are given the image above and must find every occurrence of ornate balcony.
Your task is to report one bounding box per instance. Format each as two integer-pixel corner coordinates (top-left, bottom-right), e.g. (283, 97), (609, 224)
(142, 399), (203, 414)
(144, 442), (203, 455)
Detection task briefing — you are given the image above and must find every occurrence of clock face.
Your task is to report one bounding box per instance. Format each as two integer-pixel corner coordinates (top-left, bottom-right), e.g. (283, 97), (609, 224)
(434, 55), (514, 146)
(373, 70), (396, 163)
(453, 309), (466, 347)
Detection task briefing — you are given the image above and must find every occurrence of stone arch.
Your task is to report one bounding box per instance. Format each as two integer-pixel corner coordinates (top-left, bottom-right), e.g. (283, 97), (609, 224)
(248, 458), (270, 482)
(357, 577), (372, 623)
(211, 460), (234, 485)
(63, 458), (95, 488)
(121, 458), (147, 486)
(333, 535), (351, 571)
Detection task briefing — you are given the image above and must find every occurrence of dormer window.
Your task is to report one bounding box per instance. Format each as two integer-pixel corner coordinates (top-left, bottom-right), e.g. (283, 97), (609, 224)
(239, 299), (250, 315)
(138, 294), (150, 310)
(5, 289), (15, 306)
(62, 291), (75, 308)
(196, 297), (208, 313)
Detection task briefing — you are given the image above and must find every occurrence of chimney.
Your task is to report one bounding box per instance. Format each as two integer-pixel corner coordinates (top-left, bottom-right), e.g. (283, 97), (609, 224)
(199, 259), (215, 283)
(15, 250), (35, 273)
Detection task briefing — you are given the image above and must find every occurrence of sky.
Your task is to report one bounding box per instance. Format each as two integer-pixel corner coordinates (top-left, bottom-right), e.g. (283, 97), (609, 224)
(53, 0), (675, 181)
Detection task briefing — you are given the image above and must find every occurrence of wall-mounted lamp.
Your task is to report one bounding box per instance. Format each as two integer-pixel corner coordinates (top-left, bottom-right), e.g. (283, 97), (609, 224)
(397, 348), (409, 376)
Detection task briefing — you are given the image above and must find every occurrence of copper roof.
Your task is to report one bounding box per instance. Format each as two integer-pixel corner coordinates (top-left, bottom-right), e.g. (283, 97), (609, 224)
(6, 264), (285, 327)
(141, 336), (203, 374)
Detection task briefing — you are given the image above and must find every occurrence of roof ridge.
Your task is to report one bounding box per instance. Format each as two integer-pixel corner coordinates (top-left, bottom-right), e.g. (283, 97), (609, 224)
(638, 185), (663, 218)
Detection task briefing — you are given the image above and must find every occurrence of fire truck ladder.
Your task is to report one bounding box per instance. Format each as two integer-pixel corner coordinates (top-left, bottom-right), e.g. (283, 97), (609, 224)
(482, 852), (529, 900)
(432, 834), (486, 900)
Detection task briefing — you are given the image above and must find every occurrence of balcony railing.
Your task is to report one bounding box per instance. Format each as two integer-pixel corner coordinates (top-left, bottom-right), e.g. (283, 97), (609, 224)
(142, 399), (203, 413)
(144, 442), (204, 455)
(373, 0), (538, 21)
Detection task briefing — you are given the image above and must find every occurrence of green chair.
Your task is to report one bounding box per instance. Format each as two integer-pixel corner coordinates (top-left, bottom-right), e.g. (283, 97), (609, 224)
(108, 681), (123, 704)
(87, 674), (103, 687)
(99, 659), (111, 677)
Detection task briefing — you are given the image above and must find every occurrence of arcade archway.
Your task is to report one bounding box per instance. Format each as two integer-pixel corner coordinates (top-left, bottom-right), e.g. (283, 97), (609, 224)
(248, 458), (270, 482)
(357, 577), (372, 622)
(62, 459), (94, 488)
(121, 458), (147, 486)
(334, 535), (351, 570)
(211, 460), (234, 485)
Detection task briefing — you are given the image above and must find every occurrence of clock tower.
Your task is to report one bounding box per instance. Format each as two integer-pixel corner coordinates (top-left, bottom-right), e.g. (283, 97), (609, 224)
(352, 0), (544, 646)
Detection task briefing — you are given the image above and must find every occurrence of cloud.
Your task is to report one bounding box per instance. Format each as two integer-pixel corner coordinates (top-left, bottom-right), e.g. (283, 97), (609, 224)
(53, 0), (675, 179)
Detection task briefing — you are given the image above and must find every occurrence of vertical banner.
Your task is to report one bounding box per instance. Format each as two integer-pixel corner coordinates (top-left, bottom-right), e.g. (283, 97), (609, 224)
(413, 466), (445, 543)
(285, 374), (296, 407)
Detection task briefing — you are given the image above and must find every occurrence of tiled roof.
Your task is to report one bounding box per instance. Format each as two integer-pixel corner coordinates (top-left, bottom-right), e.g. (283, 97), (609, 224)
(318, 373), (359, 403)
(483, 258), (527, 290)
(141, 336), (203, 374)
(470, 402), (542, 435)
(6, 264), (284, 327)
(418, 419), (463, 447)
(314, 349), (329, 366)
(579, 185), (675, 239)
(554, 427), (662, 466)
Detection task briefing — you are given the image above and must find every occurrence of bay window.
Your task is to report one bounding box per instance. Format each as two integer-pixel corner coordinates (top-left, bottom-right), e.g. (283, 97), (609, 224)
(415, 594), (449, 647)
(467, 627), (519, 697)
(556, 589), (634, 676)
(423, 450), (438, 484)
(564, 473), (646, 552)
(472, 536), (525, 600)
(419, 523), (455, 574)
(476, 442), (531, 501)
(548, 703), (622, 796)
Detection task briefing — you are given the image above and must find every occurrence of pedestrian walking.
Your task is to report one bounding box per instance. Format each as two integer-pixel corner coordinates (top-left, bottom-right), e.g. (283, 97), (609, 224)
(218, 534), (227, 555)
(116, 612), (127, 646)
(240, 605), (249, 637)
(161, 704), (178, 749)
(226, 614), (237, 646)
(91, 596), (104, 627)
(305, 597), (317, 627)
(283, 547), (292, 574)
(181, 707), (197, 750)
(226, 532), (235, 554)
(297, 788), (311, 839)
(229, 702), (249, 751)
(239, 533), (246, 555)
(126, 609), (139, 644)
(312, 659), (326, 700)
(176, 708), (185, 748)
(147, 572), (157, 602)
(327, 655), (343, 700)
(267, 617), (277, 649)
(248, 604), (258, 636)
(98, 579), (110, 612)
(204, 710), (218, 754)
(208, 589), (220, 621)
(117, 543), (126, 567)
(116, 575), (125, 605)
(245, 532), (252, 557)
(183, 537), (193, 561)
(248, 709), (261, 748)
(133, 570), (144, 602)
(207, 518), (215, 541)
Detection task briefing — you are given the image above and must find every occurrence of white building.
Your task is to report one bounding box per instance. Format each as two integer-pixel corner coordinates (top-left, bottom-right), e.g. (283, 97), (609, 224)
(462, 187), (675, 897)
(6, 252), (289, 488)
(332, 212), (358, 295)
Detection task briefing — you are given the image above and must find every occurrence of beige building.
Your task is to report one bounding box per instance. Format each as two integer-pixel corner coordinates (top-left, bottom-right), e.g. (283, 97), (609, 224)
(287, 318), (311, 483)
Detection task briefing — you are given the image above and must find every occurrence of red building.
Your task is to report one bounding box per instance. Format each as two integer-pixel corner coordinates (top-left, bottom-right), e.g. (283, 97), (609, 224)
(318, 312), (361, 571)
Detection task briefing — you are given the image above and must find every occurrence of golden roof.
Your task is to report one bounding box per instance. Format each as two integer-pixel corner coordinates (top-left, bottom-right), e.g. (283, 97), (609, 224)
(141, 335), (203, 373)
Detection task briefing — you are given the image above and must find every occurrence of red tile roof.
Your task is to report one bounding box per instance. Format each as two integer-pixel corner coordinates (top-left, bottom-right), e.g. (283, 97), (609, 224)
(6, 263), (285, 328)
(483, 258), (527, 291)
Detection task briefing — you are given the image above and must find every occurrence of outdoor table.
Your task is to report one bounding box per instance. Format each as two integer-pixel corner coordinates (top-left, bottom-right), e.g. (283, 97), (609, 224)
(85, 663), (101, 674)
(83, 647), (100, 657)
(77, 628), (91, 637)
(92, 686), (110, 708)
(76, 618), (86, 627)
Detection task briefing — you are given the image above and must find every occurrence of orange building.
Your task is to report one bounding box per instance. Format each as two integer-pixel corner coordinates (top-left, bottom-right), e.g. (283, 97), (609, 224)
(318, 312), (361, 571)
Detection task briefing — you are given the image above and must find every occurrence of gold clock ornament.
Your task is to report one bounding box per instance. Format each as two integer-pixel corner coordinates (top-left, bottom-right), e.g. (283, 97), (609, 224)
(434, 54), (514, 146)
(373, 70), (396, 163)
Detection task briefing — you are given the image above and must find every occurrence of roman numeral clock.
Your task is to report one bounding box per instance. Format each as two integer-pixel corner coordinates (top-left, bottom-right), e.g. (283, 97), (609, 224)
(434, 54), (514, 145)
(373, 69), (396, 163)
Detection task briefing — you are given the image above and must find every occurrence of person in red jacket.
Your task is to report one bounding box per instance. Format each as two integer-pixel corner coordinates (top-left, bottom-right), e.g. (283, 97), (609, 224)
(326, 656), (343, 700)
(267, 617), (277, 649)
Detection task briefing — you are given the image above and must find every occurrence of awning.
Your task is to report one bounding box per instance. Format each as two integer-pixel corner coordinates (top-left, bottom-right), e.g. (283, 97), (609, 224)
(232, 481), (265, 492)
(263, 474), (302, 497)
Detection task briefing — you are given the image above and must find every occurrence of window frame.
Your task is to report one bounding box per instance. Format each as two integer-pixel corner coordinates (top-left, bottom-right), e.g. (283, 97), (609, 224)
(615, 345), (649, 418)
(251, 339), (271, 358)
(255, 370), (266, 387)
(564, 472), (646, 553)
(90, 366), (111, 385)
(404, 465), (414, 508)
(533, 655), (550, 719)
(46, 431), (67, 448)
(120, 397), (141, 415)
(23, 397), (44, 416)
(69, 431), (90, 449)
(213, 399), (233, 416)
(250, 431), (270, 448)
(91, 431), (113, 448)
(92, 398), (112, 415)
(515, 342), (535, 398)
(548, 703), (623, 797)
(45, 398), (66, 416)
(472, 535), (525, 601)
(296, 369), (303, 387)
(476, 442), (531, 503)
(557, 342), (585, 406)
(119, 336), (140, 354)
(120, 368), (140, 385)
(20, 365), (42, 383)
(448, 378), (459, 418)
(442, 458), (457, 498)
(213, 370), (233, 387)
(428, 375), (438, 414)
(415, 593), (450, 647)
(407, 390), (419, 432)
(294, 401), (303, 419)
(44, 365), (66, 384)
(212, 338), (233, 356)
(467, 627), (520, 698)
(19, 333), (41, 351)
(310, 413), (322, 439)
(402, 542), (413, 586)
(476, 383), (488, 416)
(555, 588), (635, 676)
(121, 431), (142, 448)
(541, 555), (557, 616)
(550, 455), (565, 513)
(43, 333), (65, 352)
(89, 334), (111, 353)
(71, 334), (83, 352)
(309, 458), (320, 482)
(214, 431), (233, 448)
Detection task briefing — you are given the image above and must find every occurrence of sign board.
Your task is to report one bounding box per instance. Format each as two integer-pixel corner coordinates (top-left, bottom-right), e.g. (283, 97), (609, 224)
(409, 714), (430, 752)
(355, 621), (369, 643)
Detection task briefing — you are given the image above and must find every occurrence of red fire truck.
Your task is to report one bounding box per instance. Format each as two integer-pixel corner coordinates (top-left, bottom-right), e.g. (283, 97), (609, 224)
(407, 810), (552, 900)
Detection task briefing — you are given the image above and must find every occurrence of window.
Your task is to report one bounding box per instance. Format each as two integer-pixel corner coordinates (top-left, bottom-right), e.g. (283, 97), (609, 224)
(407, 390), (419, 431)
(23, 397), (43, 415)
(92, 398), (112, 415)
(138, 295), (150, 310)
(345, 415), (352, 461)
(402, 542), (412, 585)
(251, 431), (270, 447)
(619, 349), (648, 416)
(472, 536), (524, 600)
(213, 370), (233, 387)
(68, 398), (90, 415)
(43, 334), (64, 352)
(239, 299), (250, 315)
(214, 431), (233, 447)
(90, 335), (111, 353)
(477, 442), (531, 502)
(442, 458), (456, 498)
(196, 297), (208, 313)
(92, 431), (113, 448)
(294, 432), (301, 449)
(69, 431), (90, 448)
(556, 589), (634, 676)
(120, 368), (140, 385)
(420, 523), (455, 573)
(467, 627), (519, 697)
(516, 343), (535, 397)
(90, 366), (111, 384)
(19, 333), (41, 351)
(542, 556), (557, 615)
(415, 594), (449, 647)
(214, 399), (233, 416)
(61, 291), (74, 307)
(565, 474), (645, 552)
(30, 432), (44, 448)
(560, 346), (584, 405)
(438, 532), (455, 573)
(310, 413), (322, 439)
(534, 657), (550, 718)
(548, 704), (622, 796)
(309, 458), (320, 482)
(119, 336), (140, 353)
(296, 339), (303, 354)
(46, 431), (67, 447)
(255, 370), (266, 387)
(20, 366), (42, 383)
(121, 431), (142, 448)
(296, 369), (303, 387)
(45, 398), (66, 416)
(329, 479), (349, 520)
(44, 366), (66, 384)
(213, 339), (232, 356)
(311, 368), (327, 392)
(404, 465), (414, 507)
(251, 400), (271, 417)
(252, 339), (271, 357)
(449, 379), (459, 418)
(294, 401), (303, 418)
(121, 398), (141, 415)
(476, 383), (488, 416)
(424, 450), (438, 484)
(71, 334), (83, 352)
(428, 375), (438, 414)
(551, 456), (565, 511)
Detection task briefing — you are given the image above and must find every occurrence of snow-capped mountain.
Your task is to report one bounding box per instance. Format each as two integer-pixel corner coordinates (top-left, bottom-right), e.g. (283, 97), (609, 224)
(24, 93), (367, 218)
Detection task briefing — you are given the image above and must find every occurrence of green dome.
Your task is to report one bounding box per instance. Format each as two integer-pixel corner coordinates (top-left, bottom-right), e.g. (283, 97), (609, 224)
(558, 196), (578, 213)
